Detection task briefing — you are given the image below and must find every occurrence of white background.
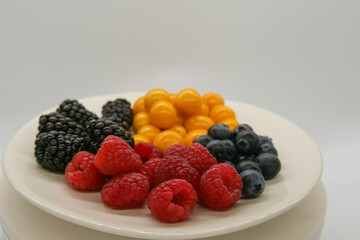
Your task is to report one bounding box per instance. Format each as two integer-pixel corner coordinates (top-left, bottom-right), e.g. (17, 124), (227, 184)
(0, 0), (359, 239)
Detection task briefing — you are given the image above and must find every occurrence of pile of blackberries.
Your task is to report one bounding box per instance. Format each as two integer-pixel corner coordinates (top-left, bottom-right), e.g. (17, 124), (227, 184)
(34, 98), (134, 172)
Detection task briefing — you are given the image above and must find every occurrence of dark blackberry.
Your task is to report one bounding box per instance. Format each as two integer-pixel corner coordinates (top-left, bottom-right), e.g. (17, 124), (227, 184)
(85, 118), (134, 153)
(34, 131), (86, 172)
(37, 112), (86, 137)
(102, 98), (133, 130)
(56, 99), (98, 127)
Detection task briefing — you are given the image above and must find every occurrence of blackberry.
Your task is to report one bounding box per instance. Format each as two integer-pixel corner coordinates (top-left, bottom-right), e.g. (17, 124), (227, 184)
(102, 98), (133, 130)
(86, 118), (134, 153)
(34, 131), (86, 172)
(37, 112), (86, 137)
(57, 99), (98, 127)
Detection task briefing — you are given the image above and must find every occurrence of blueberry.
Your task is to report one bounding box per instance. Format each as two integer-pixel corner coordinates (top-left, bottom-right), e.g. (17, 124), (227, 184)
(206, 140), (224, 162)
(233, 124), (253, 138)
(255, 153), (281, 180)
(235, 130), (260, 154)
(236, 160), (262, 174)
(193, 135), (213, 147)
(259, 135), (273, 146)
(238, 154), (256, 162)
(258, 143), (278, 156)
(222, 139), (236, 161)
(223, 161), (236, 168)
(232, 154), (255, 165)
(240, 169), (265, 199)
(208, 124), (232, 140)
(206, 139), (235, 162)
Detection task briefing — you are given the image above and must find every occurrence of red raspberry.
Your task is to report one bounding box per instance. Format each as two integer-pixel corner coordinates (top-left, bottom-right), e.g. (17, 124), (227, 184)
(101, 172), (149, 209)
(65, 151), (106, 191)
(199, 163), (243, 211)
(133, 142), (163, 163)
(155, 155), (200, 189)
(163, 144), (187, 157)
(184, 143), (217, 176)
(139, 158), (164, 189)
(147, 179), (197, 223)
(94, 136), (142, 175)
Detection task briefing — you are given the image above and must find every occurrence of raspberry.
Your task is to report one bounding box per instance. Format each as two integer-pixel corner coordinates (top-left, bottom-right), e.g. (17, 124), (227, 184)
(101, 172), (149, 209)
(133, 142), (163, 163)
(139, 158), (164, 189)
(198, 163), (243, 211)
(94, 136), (142, 175)
(155, 155), (200, 189)
(184, 143), (217, 176)
(65, 151), (106, 190)
(147, 179), (197, 223)
(163, 144), (187, 157)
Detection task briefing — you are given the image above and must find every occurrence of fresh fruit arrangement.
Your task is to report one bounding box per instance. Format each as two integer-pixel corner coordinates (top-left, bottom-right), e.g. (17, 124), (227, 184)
(33, 88), (281, 223)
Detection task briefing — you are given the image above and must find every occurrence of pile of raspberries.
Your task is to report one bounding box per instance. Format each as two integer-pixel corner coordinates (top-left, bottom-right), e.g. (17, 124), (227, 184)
(65, 136), (243, 223)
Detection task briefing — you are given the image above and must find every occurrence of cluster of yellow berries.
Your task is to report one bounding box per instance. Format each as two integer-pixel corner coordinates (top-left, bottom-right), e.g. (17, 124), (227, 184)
(132, 88), (239, 152)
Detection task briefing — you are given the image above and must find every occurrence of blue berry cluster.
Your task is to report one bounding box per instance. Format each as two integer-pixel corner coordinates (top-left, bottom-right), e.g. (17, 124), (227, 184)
(193, 124), (281, 199)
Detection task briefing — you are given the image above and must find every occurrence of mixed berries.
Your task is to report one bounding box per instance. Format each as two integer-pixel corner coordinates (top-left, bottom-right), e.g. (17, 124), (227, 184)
(33, 88), (281, 223)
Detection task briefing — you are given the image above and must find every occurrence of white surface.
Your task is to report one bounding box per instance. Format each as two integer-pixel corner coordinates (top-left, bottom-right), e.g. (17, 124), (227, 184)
(0, 177), (327, 240)
(2, 93), (323, 239)
(0, 0), (359, 239)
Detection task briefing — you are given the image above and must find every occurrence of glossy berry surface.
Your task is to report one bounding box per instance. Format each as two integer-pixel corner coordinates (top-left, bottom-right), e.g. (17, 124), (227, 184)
(259, 135), (273, 146)
(206, 139), (235, 163)
(210, 105), (236, 123)
(133, 112), (151, 132)
(208, 124), (232, 140)
(222, 139), (236, 161)
(65, 151), (106, 191)
(132, 134), (151, 145)
(147, 179), (197, 223)
(199, 103), (210, 115)
(235, 130), (260, 154)
(202, 92), (224, 110)
(132, 96), (146, 115)
(255, 153), (281, 180)
(137, 124), (161, 143)
(193, 135), (213, 147)
(168, 125), (187, 138)
(198, 163), (243, 210)
(184, 129), (208, 147)
(144, 88), (170, 111)
(240, 169), (265, 199)
(174, 88), (202, 116)
(184, 115), (215, 132)
(233, 124), (253, 138)
(101, 172), (149, 209)
(223, 161), (236, 168)
(153, 130), (184, 153)
(219, 118), (239, 132)
(149, 100), (177, 129)
(258, 143), (278, 156)
(235, 160), (262, 174)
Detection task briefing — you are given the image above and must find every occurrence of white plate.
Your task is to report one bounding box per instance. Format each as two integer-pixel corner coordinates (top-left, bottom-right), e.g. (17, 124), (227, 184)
(2, 92), (323, 240)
